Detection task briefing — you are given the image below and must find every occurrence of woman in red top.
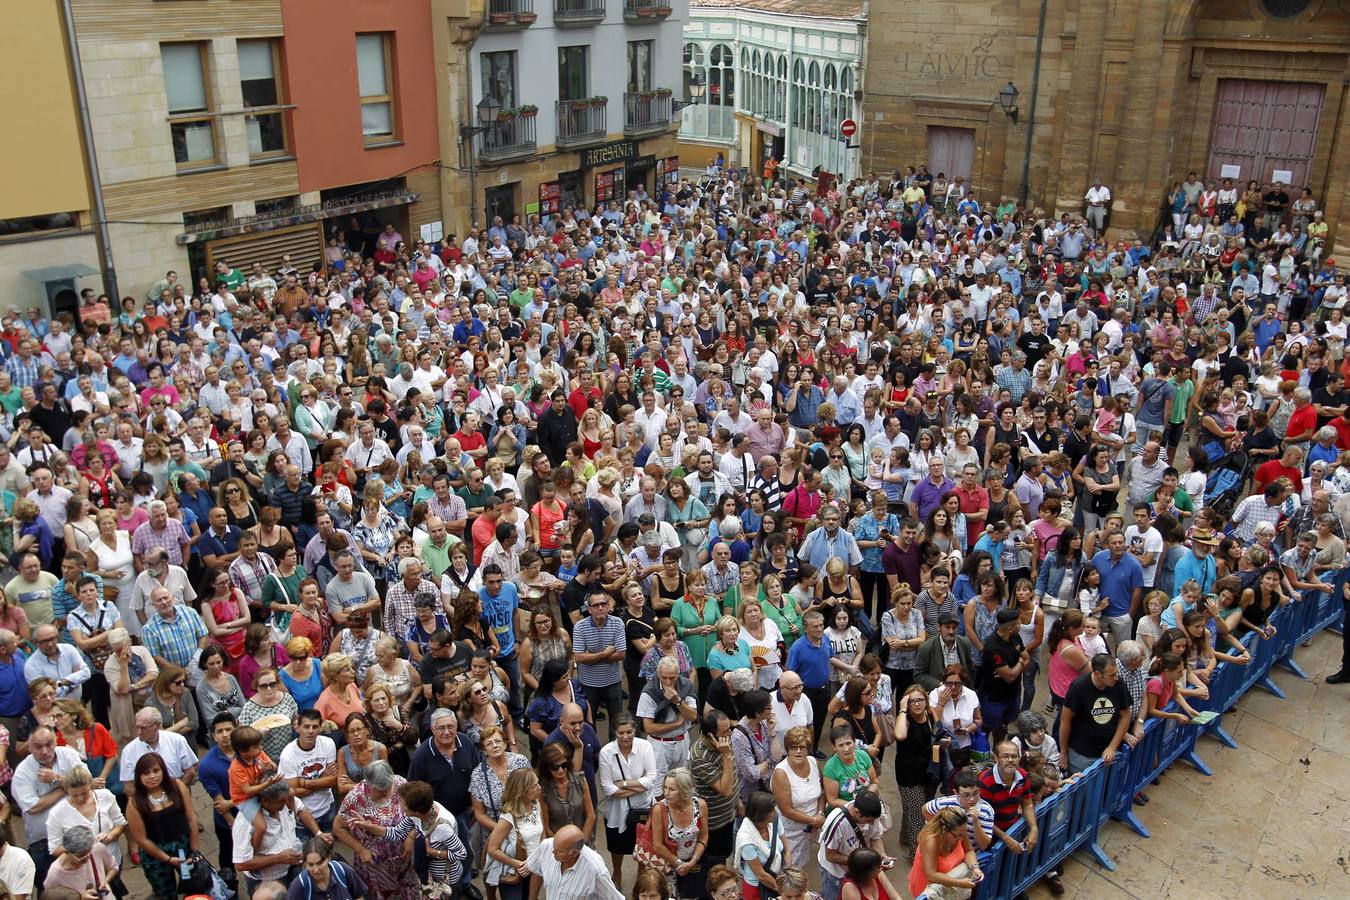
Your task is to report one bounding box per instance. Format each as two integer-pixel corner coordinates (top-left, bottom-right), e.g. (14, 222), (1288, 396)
(530, 480), (567, 560)
(1141, 652), (1200, 726)
(54, 698), (120, 791)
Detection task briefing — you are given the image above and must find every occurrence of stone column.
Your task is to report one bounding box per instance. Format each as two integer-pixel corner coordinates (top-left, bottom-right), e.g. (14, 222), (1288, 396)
(1048, 0), (1107, 216)
(1105, 0), (1170, 238)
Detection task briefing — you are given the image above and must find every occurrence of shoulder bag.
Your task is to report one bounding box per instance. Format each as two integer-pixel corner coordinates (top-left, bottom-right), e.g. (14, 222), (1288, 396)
(634, 800), (674, 874)
(266, 571), (294, 644)
(615, 752), (650, 831)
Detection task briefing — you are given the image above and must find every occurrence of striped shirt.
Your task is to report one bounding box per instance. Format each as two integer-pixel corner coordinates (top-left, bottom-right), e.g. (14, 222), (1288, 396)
(228, 551), (276, 606)
(381, 802), (466, 885)
(572, 614), (626, 687)
(131, 519), (191, 566)
(691, 737), (737, 828)
(818, 805), (886, 877)
(925, 794), (996, 848)
(977, 765), (1031, 831)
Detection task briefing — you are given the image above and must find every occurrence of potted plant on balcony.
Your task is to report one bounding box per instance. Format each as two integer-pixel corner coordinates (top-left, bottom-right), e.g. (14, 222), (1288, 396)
(514, 10), (537, 23)
(569, 98), (591, 111)
(519, 104), (539, 117)
(497, 107), (517, 122)
(488, 11), (513, 24)
(654, 3), (673, 16)
(635, 3), (655, 16)
(655, 87), (673, 97)
(588, 96), (608, 108)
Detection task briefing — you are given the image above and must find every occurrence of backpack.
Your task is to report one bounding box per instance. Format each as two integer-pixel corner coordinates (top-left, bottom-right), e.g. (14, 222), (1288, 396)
(298, 861), (351, 900)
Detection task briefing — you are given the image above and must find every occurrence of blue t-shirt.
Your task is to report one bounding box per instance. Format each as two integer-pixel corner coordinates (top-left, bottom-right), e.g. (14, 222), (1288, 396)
(786, 634), (834, 690)
(1092, 549), (1144, 618)
(479, 582), (521, 657)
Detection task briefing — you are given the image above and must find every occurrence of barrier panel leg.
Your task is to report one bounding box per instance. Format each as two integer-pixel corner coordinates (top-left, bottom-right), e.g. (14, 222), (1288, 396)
(1084, 840), (1116, 871)
(1201, 718), (1239, 749)
(1182, 742), (1212, 776)
(1116, 803), (1150, 839)
(1255, 671), (1286, 699)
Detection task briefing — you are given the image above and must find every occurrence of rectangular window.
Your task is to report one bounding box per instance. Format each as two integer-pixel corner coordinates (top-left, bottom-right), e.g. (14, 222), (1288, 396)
(627, 41), (652, 94)
(481, 51), (517, 109)
(161, 42), (217, 168)
(356, 33), (395, 143)
(238, 39), (287, 159)
(558, 46), (588, 102)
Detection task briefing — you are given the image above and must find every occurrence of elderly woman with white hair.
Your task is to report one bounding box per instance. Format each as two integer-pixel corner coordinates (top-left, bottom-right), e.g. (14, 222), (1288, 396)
(43, 823), (120, 896)
(103, 627), (158, 744)
(334, 758), (421, 900)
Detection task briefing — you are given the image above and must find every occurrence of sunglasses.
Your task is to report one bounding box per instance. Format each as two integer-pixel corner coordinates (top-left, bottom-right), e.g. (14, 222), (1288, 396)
(257, 681), (278, 690)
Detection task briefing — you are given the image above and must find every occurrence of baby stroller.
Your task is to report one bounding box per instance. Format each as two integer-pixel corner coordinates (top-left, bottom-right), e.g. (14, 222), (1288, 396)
(1204, 448), (1251, 521)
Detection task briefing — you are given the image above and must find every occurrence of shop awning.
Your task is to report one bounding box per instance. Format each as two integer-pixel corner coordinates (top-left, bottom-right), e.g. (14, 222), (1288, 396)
(21, 263), (99, 283)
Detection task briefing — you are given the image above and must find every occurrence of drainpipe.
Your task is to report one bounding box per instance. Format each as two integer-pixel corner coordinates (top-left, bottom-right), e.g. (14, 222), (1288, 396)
(1019, 0), (1047, 208)
(60, 0), (119, 301)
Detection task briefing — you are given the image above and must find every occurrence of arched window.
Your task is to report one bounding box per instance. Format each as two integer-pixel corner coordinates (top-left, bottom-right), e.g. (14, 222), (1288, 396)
(823, 64), (837, 137)
(808, 61), (821, 134)
(708, 43), (734, 137)
(683, 43), (705, 107)
(777, 56), (787, 120)
(792, 59), (806, 129)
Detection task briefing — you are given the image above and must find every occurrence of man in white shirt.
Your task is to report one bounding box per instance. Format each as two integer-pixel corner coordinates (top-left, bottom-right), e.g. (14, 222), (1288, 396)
(278, 709), (339, 836)
(636, 657), (697, 781)
(1123, 503), (1165, 590)
(712, 394), (752, 437)
(1084, 180), (1112, 231)
(525, 826), (623, 900)
(23, 624), (91, 698)
(119, 707), (200, 788)
(769, 671), (813, 746)
(0, 832), (34, 900)
(12, 726), (85, 888)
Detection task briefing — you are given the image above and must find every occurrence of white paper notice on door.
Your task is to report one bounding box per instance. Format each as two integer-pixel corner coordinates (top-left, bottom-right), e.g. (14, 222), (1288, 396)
(1272, 169), (1293, 184)
(1220, 164), (1241, 179)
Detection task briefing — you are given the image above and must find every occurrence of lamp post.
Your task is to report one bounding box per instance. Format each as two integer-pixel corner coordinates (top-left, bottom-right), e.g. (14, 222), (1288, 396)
(998, 82), (1020, 124)
(672, 70), (705, 114)
(460, 95), (502, 230)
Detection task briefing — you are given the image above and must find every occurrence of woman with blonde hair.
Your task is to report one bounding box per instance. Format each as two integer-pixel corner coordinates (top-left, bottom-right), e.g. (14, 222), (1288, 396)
(278, 633), (323, 710)
(484, 768), (545, 900)
(364, 633), (421, 720)
(771, 726), (824, 870)
(648, 767), (709, 893)
(739, 599), (784, 689)
(706, 614), (754, 680)
(365, 681), (418, 773)
(908, 805), (982, 898)
(11, 496), (55, 568)
(316, 652), (365, 732)
(46, 764), (128, 881)
(85, 507), (135, 631)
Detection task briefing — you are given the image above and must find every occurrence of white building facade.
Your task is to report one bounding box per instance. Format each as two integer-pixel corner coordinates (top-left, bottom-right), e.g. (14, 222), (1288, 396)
(678, 0), (866, 182)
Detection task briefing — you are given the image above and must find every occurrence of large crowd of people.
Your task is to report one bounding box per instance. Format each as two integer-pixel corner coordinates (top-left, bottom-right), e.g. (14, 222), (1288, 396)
(0, 159), (1343, 900)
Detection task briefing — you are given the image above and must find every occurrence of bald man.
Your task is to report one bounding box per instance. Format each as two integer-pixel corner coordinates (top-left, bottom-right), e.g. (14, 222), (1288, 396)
(544, 703), (602, 806)
(525, 824), (622, 900)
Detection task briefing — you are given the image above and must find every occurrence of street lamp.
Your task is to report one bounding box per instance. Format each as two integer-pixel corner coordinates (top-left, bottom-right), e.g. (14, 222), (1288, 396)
(460, 95), (503, 230)
(673, 70), (705, 113)
(998, 82), (1020, 124)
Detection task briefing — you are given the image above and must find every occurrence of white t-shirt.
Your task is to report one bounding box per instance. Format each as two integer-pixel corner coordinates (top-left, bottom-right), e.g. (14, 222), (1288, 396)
(0, 842), (36, 898)
(277, 736), (338, 819)
(232, 801), (302, 881)
(1124, 525), (1165, 587)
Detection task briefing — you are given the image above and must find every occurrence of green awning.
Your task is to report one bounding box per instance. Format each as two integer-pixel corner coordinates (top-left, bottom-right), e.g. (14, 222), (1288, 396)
(21, 264), (99, 283)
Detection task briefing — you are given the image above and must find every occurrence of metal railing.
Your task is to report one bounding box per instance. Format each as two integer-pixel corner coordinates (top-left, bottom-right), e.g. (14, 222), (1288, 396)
(624, 91), (672, 135)
(478, 111), (538, 161)
(554, 0), (606, 23)
(623, 0), (672, 19)
(486, 0), (536, 23)
(555, 100), (607, 146)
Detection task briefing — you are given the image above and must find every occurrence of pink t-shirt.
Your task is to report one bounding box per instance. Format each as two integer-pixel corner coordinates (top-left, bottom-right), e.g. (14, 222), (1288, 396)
(44, 844), (117, 895)
(1030, 519), (1064, 562)
(1146, 675), (1175, 713)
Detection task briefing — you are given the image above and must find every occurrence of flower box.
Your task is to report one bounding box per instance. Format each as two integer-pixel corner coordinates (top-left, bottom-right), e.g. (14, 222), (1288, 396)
(515, 12), (537, 23)
(655, 5), (673, 15)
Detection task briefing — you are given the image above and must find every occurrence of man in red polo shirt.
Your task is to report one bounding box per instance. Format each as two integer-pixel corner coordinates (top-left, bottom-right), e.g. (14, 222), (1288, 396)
(1285, 387), (1319, 451)
(953, 462), (990, 549)
(1253, 445), (1305, 496)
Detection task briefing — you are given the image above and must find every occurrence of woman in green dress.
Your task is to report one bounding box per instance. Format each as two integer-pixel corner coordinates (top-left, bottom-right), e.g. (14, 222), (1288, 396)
(758, 572), (804, 652)
(670, 568), (719, 704)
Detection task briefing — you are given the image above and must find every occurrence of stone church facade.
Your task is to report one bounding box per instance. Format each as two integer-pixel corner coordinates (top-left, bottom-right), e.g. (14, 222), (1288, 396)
(861, 0), (1350, 250)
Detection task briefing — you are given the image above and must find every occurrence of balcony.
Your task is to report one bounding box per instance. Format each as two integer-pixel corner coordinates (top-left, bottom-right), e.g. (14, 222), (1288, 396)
(478, 109), (538, 163)
(624, 90), (673, 137)
(485, 0), (536, 30)
(622, 0), (673, 22)
(554, 0), (606, 26)
(556, 99), (608, 148)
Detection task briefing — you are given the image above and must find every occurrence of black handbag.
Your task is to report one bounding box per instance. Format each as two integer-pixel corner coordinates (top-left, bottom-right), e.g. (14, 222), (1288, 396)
(615, 754), (650, 831)
(178, 852), (216, 897)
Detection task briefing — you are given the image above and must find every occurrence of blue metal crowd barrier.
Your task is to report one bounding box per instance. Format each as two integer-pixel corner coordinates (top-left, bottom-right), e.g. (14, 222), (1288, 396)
(958, 580), (1345, 895)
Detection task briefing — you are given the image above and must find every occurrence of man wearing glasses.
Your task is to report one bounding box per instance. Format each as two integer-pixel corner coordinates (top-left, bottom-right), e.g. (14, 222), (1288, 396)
(408, 707), (479, 853)
(22, 624), (90, 699)
(118, 707), (199, 790)
(572, 593), (626, 744)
